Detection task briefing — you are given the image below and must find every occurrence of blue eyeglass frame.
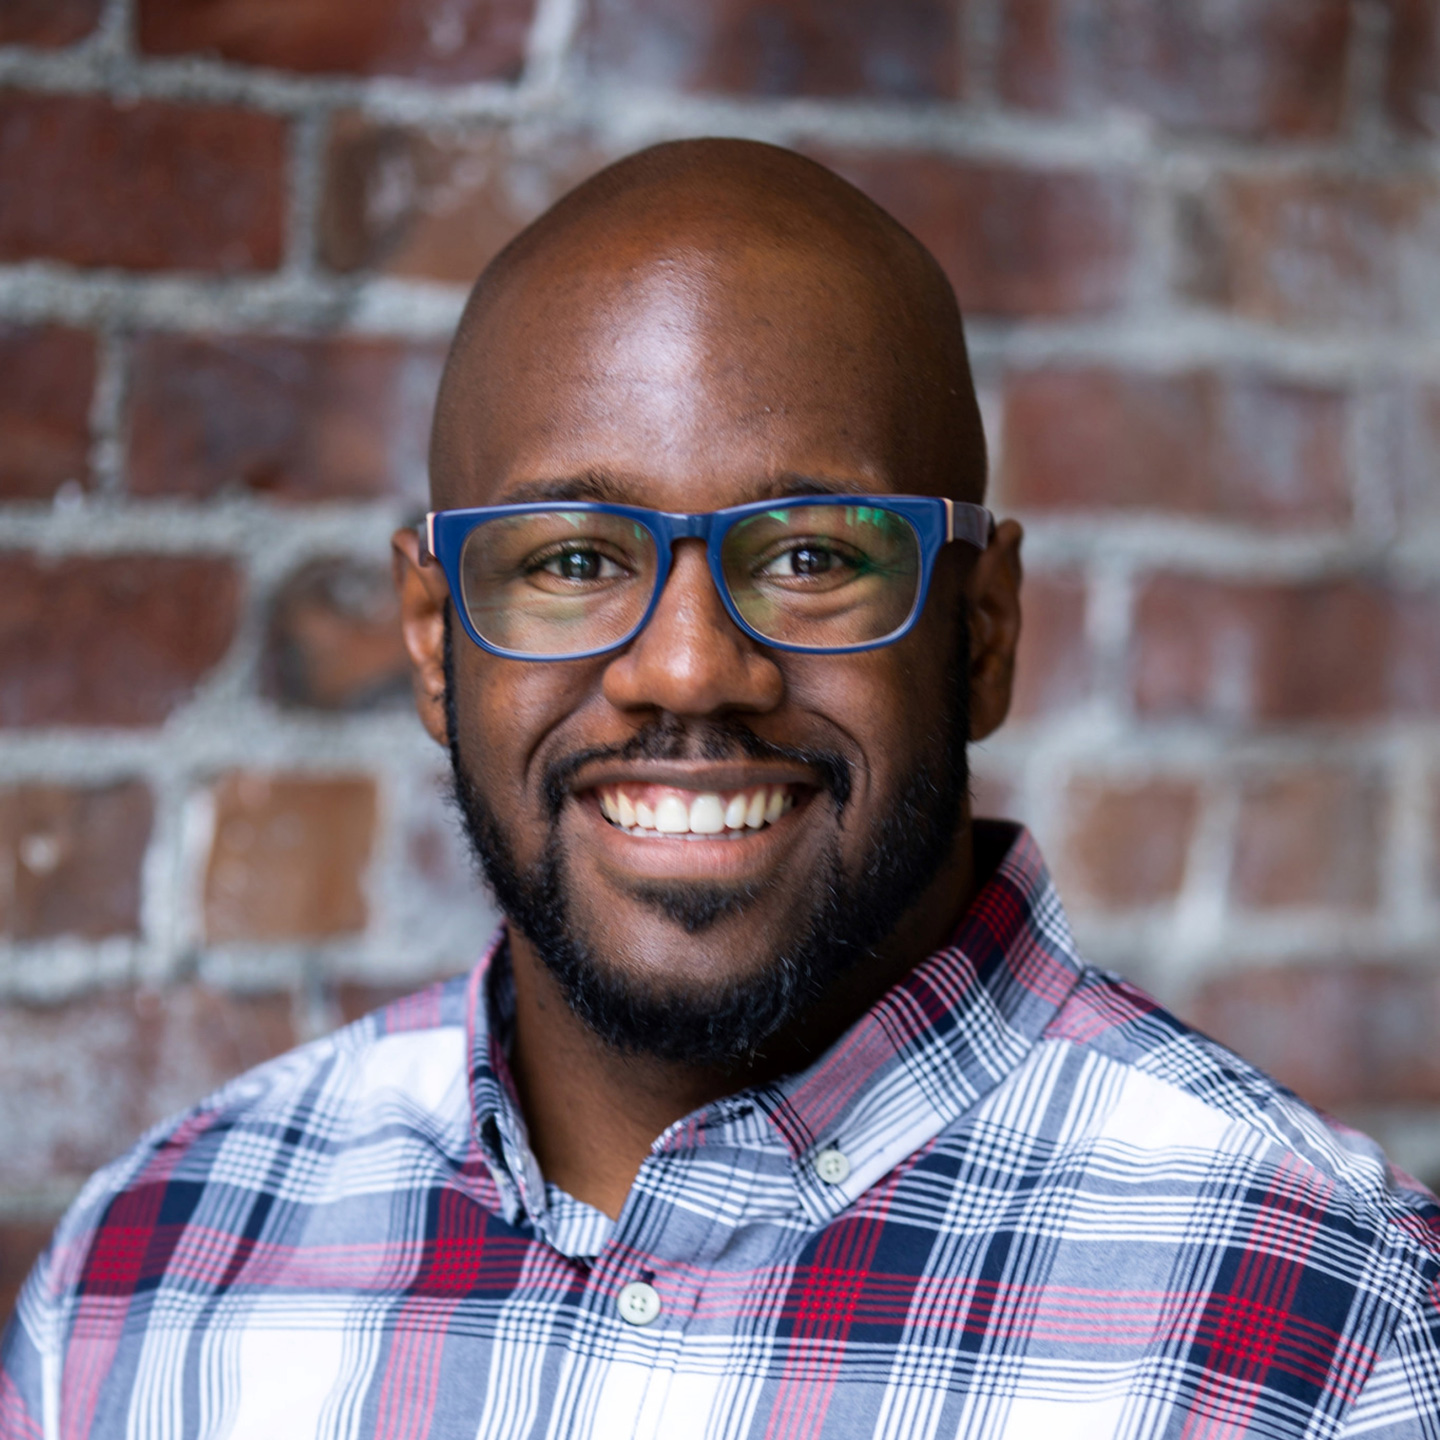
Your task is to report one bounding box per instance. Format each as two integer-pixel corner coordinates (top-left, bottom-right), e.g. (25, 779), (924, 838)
(422, 494), (994, 661)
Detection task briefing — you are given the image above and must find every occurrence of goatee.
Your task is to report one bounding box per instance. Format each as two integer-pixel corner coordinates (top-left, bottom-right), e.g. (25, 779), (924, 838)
(444, 613), (969, 1068)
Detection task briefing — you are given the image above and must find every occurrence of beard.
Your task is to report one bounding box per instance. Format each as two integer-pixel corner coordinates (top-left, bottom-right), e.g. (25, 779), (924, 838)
(444, 611), (970, 1068)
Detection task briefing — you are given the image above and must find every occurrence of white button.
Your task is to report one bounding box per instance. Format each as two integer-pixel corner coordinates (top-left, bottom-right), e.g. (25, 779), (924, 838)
(815, 1147), (851, 1185)
(616, 1280), (662, 1326)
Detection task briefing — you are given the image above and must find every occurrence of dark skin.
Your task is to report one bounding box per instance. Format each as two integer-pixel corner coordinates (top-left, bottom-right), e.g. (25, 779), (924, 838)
(394, 141), (1024, 1220)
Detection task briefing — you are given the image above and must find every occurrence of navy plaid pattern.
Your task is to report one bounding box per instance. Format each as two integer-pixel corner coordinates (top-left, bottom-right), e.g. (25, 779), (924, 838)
(4, 825), (1439, 1438)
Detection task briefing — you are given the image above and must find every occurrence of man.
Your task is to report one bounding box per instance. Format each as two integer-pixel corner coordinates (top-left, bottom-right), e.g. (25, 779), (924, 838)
(3, 139), (1438, 1438)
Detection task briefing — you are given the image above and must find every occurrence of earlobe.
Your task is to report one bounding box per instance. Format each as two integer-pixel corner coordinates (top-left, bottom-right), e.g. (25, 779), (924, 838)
(391, 526), (452, 750)
(966, 519), (1024, 743)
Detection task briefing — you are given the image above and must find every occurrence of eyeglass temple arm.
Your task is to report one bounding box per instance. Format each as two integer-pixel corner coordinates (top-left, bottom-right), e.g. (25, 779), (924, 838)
(944, 499), (995, 549)
(416, 514), (436, 567)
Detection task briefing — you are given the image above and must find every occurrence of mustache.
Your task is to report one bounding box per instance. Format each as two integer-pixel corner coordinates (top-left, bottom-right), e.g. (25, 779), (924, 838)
(541, 714), (853, 821)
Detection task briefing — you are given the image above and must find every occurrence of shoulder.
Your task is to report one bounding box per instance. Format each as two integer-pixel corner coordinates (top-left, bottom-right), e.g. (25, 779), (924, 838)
(1037, 964), (1440, 1273)
(43, 974), (478, 1300)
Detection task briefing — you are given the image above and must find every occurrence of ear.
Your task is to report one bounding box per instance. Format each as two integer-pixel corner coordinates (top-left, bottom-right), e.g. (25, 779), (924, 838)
(392, 526), (452, 750)
(966, 518), (1023, 742)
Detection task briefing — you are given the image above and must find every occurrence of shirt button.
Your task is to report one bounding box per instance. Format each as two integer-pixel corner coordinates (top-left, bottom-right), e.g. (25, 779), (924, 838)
(616, 1280), (662, 1326)
(815, 1147), (851, 1185)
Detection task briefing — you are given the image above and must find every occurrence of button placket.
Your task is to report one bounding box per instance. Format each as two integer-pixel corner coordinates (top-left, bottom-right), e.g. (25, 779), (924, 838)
(815, 1147), (851, 1185)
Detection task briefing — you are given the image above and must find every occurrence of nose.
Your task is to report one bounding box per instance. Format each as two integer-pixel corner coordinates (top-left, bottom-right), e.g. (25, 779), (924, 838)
(601, 540), (784, 717)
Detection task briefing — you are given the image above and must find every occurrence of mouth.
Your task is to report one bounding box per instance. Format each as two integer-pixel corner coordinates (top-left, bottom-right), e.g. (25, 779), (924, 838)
(595, 782), (799, 839)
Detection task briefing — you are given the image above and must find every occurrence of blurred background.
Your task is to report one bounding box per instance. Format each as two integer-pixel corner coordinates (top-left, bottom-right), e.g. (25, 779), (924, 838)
(2, 0), (1440, 1316)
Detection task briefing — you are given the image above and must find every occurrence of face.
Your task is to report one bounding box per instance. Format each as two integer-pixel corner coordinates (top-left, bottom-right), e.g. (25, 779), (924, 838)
(399, 232), (1020, 1065)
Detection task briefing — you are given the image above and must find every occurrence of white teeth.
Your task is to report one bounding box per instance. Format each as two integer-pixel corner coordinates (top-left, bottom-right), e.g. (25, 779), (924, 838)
(654, 795), (690, 832)
(689, 793), (726, 833)
(601, 785), (794, 835)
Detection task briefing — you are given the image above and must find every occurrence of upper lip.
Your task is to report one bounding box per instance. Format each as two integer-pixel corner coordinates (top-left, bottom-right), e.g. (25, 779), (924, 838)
(567, 760), (822, 795)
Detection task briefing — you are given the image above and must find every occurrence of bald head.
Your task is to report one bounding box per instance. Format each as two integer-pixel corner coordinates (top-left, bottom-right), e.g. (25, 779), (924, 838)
(430, 138), (987, 511)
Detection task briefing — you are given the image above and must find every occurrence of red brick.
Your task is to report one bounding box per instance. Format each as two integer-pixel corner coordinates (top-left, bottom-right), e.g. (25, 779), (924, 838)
(137, 0), (535, 81)
(1385, 0), (1440, 137)
(333, 981), (430, 1026)
(0, 986), (295, 1190)
(1231, 769), (1383, 910)
(1132, 576), (1440, 724)
(1000, 368), (1350, 526)
(815, 150), (1135, 318)
(1057, 777), (1199, 910)
(0, 1220), (58, 1328)
(127, 334), (443, 503)
(1180, 174), (1440, 331)
(0, 0), (103, 47)
(1009, 572), (1089, 721)
(320, 116), (608, 282)
(0, 325), (95, 500)
(1188, 964), (1440, 1109)
(0, 783), (152, 939)
(0, 554), (242, 728)
(999, 0), (1350, 138)
(262, 559), (410, 711)
(584, 0), (963, 99)
(204, 773), (377, 942)
(0, 94), (285, 273)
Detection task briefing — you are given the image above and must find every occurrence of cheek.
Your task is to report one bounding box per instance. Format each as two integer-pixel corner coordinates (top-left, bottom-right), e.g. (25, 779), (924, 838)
(451, 651), (592, 811)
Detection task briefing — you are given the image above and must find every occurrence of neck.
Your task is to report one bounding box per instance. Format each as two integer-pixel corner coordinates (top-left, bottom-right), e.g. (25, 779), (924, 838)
(506, 821), (978, 1220)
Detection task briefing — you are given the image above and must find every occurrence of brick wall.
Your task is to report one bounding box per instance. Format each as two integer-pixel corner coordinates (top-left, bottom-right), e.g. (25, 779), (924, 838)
(2, 0), (1439, 1314)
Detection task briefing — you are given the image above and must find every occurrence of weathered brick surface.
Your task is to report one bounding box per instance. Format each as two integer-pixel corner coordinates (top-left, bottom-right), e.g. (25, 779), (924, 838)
(0, 986), (295, 1191)
(0, 783), (153, 939)
(998, 0), (1351, 138)
(127, 334), (443, 503)
(1385, 0), (1440, 138)
(815, 151), (1135, 317)
(584, 0), (964, 100)
(262, 558), (410, 711)
(1376, 383), (1440, 528)
(320, 117), (609, 283)
(0, 95), (286, 273)
(1180, 174), (1440, 331)
(0, 324), (95, 500)
(1056, 778), (1199, 910)
(0, 1220), (57, 1328)
(1189, 964), (1440, 1110)
(137, 0), (536, 82)
(0, 554), (242, 727)
(204, 773), (377, 941)
(1132, 577), (1440, 724)
(999, 368), (1351, 525)
(0, 0), (103, 48)
(1008, 572), (1089, 721)
(1231, 768), (1383, 910)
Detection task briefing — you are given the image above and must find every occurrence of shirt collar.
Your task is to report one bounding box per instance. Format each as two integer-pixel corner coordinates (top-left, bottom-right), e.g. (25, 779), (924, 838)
(466, 822), (1086, 1239)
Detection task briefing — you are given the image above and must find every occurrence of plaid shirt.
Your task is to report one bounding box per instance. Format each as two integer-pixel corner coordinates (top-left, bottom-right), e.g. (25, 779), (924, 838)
(4, 824), (1439, 1439)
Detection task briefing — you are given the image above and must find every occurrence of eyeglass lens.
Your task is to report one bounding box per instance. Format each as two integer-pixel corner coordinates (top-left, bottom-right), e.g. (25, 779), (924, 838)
(457, 505), (923, 656)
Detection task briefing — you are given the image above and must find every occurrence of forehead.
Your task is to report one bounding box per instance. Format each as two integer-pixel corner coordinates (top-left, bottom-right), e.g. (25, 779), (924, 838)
(436, 235), (928, 511)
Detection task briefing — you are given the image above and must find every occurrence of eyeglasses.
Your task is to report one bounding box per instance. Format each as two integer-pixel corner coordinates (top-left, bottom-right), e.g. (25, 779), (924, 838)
(422, 495), (994, 661)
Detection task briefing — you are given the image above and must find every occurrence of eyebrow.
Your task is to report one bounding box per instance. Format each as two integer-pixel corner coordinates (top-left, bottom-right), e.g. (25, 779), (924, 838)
(492, 470), (878, 507)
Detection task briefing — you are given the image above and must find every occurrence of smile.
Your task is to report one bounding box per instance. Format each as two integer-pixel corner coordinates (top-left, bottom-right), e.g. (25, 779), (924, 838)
(596, 784), (798, 838)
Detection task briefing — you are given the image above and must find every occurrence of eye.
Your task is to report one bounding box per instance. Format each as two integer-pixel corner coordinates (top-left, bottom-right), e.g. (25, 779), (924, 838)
(531, 546), (626, 583)
(756, 542), (863, 580)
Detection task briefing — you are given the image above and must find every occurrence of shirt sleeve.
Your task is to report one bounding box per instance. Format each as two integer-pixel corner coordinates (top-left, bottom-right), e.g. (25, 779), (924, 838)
(0, 1244), (57, 1440)
(1339, 1280), (1440, 1439)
